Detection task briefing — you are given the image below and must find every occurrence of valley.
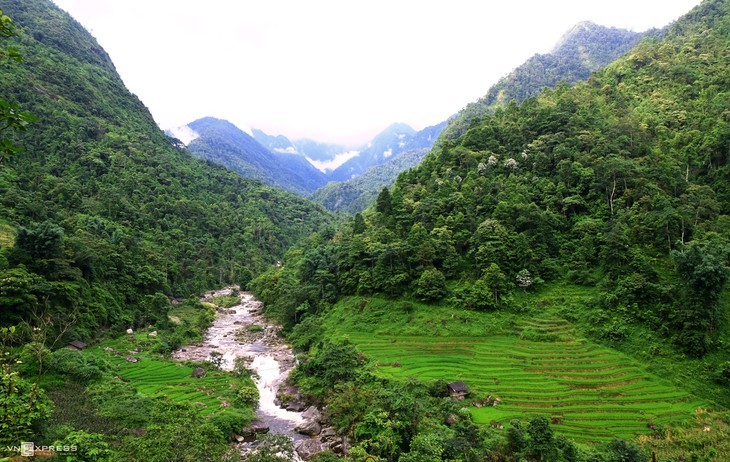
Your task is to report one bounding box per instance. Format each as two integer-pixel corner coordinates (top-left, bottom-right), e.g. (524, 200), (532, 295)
(1, 0), (729, 461)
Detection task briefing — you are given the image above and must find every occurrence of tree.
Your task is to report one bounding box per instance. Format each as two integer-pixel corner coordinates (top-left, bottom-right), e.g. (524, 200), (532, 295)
(413, 268), (447, 302)
(526, 416), (555, 462)
(482, 263), (509, 307)
(0, 361), (50, 446)
(671, 236), (730, 356)
(0, 8), (35, 162)
(353, 213), (366, 235)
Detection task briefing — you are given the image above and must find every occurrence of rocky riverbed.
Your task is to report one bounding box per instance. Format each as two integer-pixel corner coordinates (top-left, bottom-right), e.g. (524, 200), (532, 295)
(172, 287), (337, 460)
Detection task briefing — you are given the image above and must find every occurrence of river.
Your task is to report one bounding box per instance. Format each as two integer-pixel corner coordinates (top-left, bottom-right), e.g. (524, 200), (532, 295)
(172, 287), (307, 456)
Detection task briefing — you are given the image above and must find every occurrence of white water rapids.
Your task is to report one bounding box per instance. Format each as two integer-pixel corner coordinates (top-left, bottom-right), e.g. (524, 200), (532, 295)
(172, 288), (306, 451)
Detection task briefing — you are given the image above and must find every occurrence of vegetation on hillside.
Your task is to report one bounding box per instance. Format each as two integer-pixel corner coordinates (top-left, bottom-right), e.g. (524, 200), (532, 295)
(440, 21), (648, 142)
(0, 2), (327, 459)
(0, 0), (331, 340)
(252, 0), (730, 459)
(314, 22), (646, 216)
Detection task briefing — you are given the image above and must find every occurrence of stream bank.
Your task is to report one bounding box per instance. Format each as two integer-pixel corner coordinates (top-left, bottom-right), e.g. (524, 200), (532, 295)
(172, 287), (334, 460)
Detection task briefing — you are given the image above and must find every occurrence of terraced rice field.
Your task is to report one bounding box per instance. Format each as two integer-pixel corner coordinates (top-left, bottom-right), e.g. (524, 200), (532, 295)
(346, 316), (704, 443)
(94, 346), (239, 417)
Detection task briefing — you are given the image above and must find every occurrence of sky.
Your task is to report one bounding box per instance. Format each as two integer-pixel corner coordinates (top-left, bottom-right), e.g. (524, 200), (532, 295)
(52, 0), (702, 147)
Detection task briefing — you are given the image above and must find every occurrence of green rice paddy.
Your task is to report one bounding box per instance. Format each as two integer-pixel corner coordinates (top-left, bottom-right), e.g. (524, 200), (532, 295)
(87, 334), (248, 420)
(339, 313), (705, 444)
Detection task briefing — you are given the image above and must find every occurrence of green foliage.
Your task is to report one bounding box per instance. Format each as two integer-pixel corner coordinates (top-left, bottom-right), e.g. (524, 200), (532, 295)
(113, 399), (235, 462)
(236, 385), (259, 407)
(0, 0), (332, 344)
(298, 339), (364, 392)
(52, 430), (111, 462)
(209, 294), (240, 309)
(245, 433), (295, 462)
(413, 268), (447, 302)
(49, 348), (108, 383)
(0, 362), (50, 446)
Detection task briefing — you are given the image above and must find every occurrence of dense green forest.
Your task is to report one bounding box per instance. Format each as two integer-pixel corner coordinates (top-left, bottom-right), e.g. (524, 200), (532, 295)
(0, 0), (331, 336)
(314, 22), (645, 216)
(1, 0), (729, 460)
(0, 2), (330, 459)
(252, 0), (730, 460)
(440, 22), (648, 142)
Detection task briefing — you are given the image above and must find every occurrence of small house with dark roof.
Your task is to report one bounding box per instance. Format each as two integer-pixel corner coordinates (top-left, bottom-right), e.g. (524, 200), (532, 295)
(65, 340), (86, 351)
(447, 381), (469, 399)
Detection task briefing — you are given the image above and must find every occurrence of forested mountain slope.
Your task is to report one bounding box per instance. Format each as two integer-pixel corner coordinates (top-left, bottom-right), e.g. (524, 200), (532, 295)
(313, 23), (644, 214)
(250, 2), (730, 458)
(0, 0), (331, 340)
(180, 117), (329, 196)
(256, 0), (730, 382)
(311, 147), (433, 214)
(440, 21), (648, 142)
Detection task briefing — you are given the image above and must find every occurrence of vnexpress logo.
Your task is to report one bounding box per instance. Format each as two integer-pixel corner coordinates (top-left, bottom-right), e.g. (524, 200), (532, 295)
(21, 442), (34, 456)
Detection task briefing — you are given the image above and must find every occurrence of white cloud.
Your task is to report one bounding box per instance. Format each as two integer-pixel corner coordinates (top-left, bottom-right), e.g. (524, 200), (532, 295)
(167, 125), (199, 146)
(383, 148), (393, 158)
(306, 150), (361, 173)
(273, 147), (299, 155)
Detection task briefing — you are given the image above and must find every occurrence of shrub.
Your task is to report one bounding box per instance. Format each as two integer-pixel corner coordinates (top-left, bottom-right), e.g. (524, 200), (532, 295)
(49, 349), (108, 383)
(236, 386), (259, 407)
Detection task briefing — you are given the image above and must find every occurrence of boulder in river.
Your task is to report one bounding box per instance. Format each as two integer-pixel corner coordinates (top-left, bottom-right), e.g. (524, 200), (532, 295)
(301, 406), (322, 423)
(296, 419), (322, 436)
(286, 402), (305, 412)
(295, 439), (323, 460)
(191, 367), (206, 378)
(241, 420), (270, 440)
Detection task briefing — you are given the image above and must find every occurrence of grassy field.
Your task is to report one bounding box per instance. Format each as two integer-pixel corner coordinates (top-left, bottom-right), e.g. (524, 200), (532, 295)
(321, 295), (710, 445)
(83, 329), (253, 422)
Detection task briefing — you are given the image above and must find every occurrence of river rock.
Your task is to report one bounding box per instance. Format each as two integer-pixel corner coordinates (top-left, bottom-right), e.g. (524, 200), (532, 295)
(301, 406), (322, 423)
(191, 367), (206, 378)
(296, 419), (322, 436)
(295, 439), (323, 460)
(242, 420), (270, 438)
(286, 402), (305, 412)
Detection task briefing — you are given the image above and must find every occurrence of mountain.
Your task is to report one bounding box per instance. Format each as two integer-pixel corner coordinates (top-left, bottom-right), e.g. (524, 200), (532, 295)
(251, 128), (298, 154)
(293, 138), (350, 164)
(311, 122), (447, 213)
(253, 1), (730, 458)
(251, 129), (356, 173)
(440, 21), (649, 142)
(311, 147), (432, 214)
(312, 22), (643, 214)
(172, 118), (328, 196)
(327, 122), (439, 181)
(0, 0), (331, 333)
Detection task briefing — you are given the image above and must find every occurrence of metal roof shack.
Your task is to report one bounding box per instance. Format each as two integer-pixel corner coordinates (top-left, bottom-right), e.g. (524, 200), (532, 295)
(65, 340), (87, 351)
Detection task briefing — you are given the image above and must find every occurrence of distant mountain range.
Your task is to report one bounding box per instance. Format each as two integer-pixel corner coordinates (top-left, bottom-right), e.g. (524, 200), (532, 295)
(168, 21), (649, 208)
(168, 118), (445, 197)
(167, 118), (328, 196)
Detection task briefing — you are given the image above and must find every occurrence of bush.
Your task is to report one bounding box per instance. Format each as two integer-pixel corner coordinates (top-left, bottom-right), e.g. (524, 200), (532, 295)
(413, 268), (448, 302)
(209, 408), (252, 437)
(236, 386), (259, 407)
(53, 430), (111, 462)
(49, 349), (108, 383)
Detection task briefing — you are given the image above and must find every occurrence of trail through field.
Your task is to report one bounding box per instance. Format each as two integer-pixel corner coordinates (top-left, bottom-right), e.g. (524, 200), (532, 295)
(173, 288), (305, 452)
